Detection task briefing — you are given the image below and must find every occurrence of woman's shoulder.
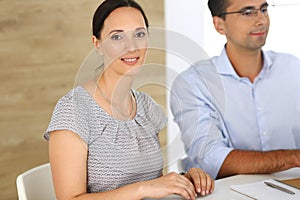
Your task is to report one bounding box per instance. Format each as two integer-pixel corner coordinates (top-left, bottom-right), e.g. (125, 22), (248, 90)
(44, 86), (94, 141)
(133, 89), (167, 124)
(53, 86), (95, 116)
(133, 90), (162, 116)
(133, 90), (156, 106)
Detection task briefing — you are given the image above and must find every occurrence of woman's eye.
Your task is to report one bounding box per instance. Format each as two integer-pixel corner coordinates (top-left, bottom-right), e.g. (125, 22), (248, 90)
(111, 34), (123, 41)
(135, 31), (147, 38)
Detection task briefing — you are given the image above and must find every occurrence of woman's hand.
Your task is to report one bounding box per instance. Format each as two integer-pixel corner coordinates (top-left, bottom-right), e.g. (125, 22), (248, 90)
(184, 168), (215, 196)
(140, 172), (198, 200)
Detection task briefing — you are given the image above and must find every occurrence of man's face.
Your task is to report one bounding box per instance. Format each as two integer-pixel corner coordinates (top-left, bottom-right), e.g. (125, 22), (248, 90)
(219, 0), (270, 52)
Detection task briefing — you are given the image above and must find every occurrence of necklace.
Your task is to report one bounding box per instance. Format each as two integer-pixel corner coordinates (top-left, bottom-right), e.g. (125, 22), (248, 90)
(95, 79), (135, 118)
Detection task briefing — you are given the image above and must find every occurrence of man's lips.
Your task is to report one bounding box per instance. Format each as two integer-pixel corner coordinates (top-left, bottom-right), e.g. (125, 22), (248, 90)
(250, 31), (266, 36)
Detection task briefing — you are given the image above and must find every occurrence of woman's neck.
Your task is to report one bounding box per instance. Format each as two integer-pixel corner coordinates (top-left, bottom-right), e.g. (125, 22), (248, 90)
(99, 72), (134, 105)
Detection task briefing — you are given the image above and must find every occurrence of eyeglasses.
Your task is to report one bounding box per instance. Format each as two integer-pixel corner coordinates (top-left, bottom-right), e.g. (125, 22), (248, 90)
(218, 3), (269, 18)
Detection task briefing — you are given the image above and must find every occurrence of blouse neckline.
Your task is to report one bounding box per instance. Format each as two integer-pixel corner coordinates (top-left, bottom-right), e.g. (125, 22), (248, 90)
(77, 85), (139, 124)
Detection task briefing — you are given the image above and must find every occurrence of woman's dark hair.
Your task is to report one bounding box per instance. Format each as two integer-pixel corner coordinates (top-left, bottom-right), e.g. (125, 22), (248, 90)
(92, 0), (149, 39)
(208, 0), (231, 19)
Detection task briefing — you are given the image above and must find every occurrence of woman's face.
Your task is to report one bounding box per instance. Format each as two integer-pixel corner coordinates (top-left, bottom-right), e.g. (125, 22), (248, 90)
(98, 7), (148, 76)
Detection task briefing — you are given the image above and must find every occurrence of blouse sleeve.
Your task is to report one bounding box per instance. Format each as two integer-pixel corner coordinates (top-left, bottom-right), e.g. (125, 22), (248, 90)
(43, 89), (90, 143)
(144, 92), (167, 134)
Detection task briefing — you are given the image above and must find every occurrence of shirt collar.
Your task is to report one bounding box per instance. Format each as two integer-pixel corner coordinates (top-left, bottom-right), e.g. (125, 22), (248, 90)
(212, 46), (273, 78)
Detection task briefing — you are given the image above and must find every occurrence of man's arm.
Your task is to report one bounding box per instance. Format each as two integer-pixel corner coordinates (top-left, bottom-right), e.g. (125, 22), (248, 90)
(217, 149), (300, 179)
(170, 64), (233, 179)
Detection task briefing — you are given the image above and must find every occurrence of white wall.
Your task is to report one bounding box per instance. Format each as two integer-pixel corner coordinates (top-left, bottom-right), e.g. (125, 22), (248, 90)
(265, 1), (300, 55)
(164, 0), (203, 172)
(165, 0), (300, 172)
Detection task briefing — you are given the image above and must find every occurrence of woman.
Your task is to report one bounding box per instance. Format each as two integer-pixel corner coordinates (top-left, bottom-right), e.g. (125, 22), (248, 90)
(44, 0), (214, 199)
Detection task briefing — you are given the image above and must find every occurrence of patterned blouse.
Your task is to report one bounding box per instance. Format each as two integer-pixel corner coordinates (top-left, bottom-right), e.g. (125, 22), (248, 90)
(44, 86), (167, 192)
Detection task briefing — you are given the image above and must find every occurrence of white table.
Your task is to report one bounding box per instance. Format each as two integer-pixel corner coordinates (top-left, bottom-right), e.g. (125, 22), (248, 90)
(201, 167), (300, 199)
(145, 167), (300, 200)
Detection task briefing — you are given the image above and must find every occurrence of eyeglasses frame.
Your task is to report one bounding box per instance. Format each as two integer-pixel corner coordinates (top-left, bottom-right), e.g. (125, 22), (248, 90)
(218, 2), (270, 17)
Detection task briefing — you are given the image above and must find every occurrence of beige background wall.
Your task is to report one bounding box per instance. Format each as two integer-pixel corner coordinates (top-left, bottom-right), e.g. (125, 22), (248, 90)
(0, 1), (165, 199)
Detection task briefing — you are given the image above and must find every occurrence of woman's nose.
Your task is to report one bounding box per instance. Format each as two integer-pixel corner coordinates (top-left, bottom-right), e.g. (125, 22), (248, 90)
(124, 37), (137, 52)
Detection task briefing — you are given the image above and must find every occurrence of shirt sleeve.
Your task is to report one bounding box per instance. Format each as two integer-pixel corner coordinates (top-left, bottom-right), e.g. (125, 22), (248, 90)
(170, 65), (233, 179)
(43, 90), (90, 143)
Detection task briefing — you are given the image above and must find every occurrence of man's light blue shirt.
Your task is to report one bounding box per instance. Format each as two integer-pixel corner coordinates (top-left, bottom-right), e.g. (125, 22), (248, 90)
(170, 48), (300, 179)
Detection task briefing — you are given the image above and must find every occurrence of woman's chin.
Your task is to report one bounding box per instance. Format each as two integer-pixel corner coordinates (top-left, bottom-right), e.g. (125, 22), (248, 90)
(126, 65), (142, 76)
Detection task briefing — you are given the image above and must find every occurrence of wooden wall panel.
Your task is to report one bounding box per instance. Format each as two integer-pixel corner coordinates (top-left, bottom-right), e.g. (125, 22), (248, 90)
(0, 0), (165, 199)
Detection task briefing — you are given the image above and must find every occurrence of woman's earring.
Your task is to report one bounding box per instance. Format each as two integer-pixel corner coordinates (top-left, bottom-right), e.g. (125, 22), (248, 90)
(97, 46), (103, 56)
(95, 43), (103, 56)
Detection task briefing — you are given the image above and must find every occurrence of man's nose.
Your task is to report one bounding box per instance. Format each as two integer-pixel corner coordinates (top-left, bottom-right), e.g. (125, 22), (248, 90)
(255, 10), (268, 25)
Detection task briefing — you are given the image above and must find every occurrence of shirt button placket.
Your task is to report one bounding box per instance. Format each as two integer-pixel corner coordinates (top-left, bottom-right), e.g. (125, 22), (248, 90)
(253, 84), (266, 150)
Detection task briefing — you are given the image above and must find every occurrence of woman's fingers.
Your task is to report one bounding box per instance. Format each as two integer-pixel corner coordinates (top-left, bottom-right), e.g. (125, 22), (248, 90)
(186, 168), (215, 196)
(144, 170), (213, 200)
(172, 173), (197, 199)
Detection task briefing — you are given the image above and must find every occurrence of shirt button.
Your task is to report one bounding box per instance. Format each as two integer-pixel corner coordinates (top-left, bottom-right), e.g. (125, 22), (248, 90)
(258, 107), (262, 112)
(262, 131), (267, 136)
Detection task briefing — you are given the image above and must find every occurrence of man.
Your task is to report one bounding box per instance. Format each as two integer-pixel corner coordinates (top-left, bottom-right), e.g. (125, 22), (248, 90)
(170, 0), (300, 179)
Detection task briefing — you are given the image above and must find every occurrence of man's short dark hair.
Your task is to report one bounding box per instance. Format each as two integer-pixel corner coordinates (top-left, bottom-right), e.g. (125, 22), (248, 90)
(208, 0), (231, 18)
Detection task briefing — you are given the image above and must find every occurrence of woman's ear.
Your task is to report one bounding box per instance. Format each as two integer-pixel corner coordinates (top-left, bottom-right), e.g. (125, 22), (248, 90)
(213, 16), (225, 35)
(92, 36), (100, 49)
(92, 36), (103, 55)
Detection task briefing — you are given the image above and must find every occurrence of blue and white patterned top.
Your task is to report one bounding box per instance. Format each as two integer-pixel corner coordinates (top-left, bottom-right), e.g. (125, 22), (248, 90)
(44, 86), (167, 192)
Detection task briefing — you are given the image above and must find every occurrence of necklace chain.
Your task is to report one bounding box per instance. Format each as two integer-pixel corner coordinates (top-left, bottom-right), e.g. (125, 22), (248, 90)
(95, 79), (135, 118)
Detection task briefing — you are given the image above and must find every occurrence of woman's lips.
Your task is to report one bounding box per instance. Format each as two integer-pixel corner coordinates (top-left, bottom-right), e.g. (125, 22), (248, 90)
(121, 57), (139, 65)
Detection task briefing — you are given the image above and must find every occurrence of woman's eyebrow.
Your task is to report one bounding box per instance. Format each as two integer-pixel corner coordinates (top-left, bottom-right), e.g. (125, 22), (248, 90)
(108, 30), (123, 35)
(109, 27), (146, 35)
(135, 27), (146, 31)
